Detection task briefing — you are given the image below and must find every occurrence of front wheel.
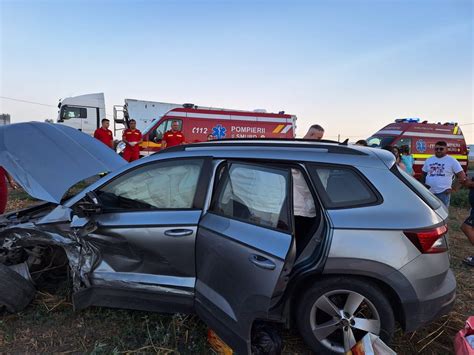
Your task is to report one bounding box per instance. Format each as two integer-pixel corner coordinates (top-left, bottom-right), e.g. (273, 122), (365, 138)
(0, 263), (36, 313)
(296, 277), (395, 354)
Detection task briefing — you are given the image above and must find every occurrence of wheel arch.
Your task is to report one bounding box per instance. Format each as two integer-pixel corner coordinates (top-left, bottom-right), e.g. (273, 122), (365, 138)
(287, 267), (414, 331)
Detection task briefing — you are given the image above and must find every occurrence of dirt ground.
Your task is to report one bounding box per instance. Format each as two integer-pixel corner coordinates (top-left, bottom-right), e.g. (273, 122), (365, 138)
(0, 192), (472, 354)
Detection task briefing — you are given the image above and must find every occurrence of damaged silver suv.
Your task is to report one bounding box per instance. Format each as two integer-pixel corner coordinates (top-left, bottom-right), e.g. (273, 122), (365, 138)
(0, 123), (456, 354)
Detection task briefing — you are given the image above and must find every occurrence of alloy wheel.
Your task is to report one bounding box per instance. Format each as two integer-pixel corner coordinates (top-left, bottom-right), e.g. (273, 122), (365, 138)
(309, 289), (381, 353)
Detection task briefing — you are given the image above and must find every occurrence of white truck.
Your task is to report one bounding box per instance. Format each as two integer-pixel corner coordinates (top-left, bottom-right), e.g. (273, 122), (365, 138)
(57, 93), (182, 136)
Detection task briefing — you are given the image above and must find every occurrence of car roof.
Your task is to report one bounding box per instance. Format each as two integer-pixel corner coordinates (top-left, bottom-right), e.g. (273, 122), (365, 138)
(148, 139), (395, 169)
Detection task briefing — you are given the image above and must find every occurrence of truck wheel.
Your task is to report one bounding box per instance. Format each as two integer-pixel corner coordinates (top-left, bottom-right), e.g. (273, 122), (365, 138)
(296, 277), (395, 354)
(0, 264), (36, 313)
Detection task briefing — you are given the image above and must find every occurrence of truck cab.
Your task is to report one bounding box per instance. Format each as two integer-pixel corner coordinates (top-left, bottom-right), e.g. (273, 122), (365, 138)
(57, 93), (182, 137)
(57, 93), (105, 134)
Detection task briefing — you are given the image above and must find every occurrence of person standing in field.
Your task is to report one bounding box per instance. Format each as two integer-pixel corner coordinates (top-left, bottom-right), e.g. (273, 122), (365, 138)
(93, 119), (114, 148)
(460, 177), (474, 266)
(400, 145), (414, 176)
(122, 119), (143, 162)
(421, 141), (467, 207)
(0, 167), (17, 214)
(162, 121), (186, 149)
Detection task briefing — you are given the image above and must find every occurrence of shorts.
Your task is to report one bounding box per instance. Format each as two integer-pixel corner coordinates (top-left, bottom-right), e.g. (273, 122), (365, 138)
(434, 191), (451, 208)
(464, 209), (474, 227)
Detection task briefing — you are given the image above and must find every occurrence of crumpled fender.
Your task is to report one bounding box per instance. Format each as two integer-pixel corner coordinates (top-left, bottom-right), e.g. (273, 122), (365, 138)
(0, 222), (99, 290)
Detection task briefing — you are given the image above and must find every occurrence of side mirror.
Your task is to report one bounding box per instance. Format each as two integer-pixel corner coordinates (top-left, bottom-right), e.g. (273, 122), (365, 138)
(75, 191), (102, 217)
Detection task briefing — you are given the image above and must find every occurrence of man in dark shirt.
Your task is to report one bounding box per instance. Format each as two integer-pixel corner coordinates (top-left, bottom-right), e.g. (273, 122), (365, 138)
(93, 119), (113, 148)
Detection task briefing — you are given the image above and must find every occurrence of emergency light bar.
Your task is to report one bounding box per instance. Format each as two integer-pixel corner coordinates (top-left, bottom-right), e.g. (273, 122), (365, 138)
(395, 118), (420, 123)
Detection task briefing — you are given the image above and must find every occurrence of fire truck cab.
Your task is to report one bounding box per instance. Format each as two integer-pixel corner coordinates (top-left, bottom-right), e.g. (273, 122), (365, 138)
(137, 105), (297, 156)
(368, 118), (468, 179)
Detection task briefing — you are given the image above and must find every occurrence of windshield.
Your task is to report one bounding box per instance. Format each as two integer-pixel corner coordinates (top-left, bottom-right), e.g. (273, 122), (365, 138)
(367, 135), (395, 148)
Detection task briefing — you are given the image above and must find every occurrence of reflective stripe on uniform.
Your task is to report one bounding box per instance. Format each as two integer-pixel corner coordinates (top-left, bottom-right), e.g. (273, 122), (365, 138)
(402, 132), (463, 139)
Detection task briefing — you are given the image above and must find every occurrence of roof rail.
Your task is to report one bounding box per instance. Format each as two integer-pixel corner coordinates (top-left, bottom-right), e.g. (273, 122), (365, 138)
(214, 137), (348, 145)
(156, 138), (364, 156)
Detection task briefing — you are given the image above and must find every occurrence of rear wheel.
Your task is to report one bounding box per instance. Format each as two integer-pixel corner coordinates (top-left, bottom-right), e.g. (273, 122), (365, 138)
(0, 263), (36, 313)
(296, 277), (395, 354)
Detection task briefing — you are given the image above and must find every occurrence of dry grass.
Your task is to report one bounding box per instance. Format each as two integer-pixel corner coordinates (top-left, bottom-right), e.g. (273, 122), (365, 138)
(1, 190), (473, 354)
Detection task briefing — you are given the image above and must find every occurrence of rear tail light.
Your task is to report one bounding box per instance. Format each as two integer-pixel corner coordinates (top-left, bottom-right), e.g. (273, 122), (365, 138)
(404, 225), (448, 254)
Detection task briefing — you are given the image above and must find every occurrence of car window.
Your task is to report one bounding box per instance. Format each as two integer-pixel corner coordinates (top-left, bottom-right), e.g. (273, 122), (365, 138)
(394, 165), (441, 210)
(97, 159), (203, 211)
(211, 163), (291, 231)
(367, 135), (395, 148)
(308, 165), (379, 208)
(61, 106), (87, 120)
(394, 137), (411, 150)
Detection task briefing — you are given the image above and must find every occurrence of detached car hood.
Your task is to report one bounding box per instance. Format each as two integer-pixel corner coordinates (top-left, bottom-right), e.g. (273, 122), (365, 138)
(0, 122), (127, 203)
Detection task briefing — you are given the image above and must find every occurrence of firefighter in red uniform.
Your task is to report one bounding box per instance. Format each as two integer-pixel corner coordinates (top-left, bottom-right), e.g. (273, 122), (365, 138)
(93, 119), (114, 148)
(0, 167), (17, 214)
(162, 121), (185, 149)
(122, 119), (143, 162)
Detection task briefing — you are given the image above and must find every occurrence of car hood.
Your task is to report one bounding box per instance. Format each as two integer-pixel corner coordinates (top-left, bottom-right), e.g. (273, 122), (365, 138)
(0, 122), (127, 204)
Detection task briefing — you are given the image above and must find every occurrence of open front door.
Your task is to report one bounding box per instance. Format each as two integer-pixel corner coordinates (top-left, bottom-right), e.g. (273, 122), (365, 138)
(195, 162), (295, 354)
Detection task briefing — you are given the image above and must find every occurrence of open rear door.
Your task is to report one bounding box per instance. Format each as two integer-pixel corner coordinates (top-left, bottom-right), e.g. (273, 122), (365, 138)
(195, 162), (295, 354)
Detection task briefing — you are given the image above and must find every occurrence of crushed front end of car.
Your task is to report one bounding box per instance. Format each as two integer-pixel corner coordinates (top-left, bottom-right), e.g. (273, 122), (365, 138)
(0, 203), (101, 312)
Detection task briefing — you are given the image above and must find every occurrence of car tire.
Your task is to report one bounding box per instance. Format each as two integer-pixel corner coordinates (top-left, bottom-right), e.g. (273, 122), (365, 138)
(0, 264), (36, 313)
(296, 277), (395, 354)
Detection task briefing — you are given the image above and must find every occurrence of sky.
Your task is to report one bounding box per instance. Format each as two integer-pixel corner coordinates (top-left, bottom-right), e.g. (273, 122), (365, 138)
(0, 0), (473, 142)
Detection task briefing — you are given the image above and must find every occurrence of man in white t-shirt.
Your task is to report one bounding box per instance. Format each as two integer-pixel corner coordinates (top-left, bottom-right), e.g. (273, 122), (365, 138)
(422, 141), (467, 207)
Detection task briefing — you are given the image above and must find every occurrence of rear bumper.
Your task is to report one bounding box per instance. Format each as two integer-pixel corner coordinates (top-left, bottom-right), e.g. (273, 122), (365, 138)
(402, 268), (456, 332)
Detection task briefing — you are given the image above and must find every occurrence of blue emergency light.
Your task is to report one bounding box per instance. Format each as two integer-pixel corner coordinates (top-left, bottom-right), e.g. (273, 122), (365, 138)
(395, 118), (420, 123)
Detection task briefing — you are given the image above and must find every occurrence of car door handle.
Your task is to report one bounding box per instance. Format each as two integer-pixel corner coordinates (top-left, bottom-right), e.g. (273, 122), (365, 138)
(164, 229), (194, 237)
(249, 254), (276, 270)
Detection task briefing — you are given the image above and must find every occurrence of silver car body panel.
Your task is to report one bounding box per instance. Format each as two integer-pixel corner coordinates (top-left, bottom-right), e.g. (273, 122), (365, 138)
(396, 252), (451, 299)
(88, 213), (199, 278)
(326, 229), (420, 270)
(0, 122), (126, 203)
(195, 212), (295, 353)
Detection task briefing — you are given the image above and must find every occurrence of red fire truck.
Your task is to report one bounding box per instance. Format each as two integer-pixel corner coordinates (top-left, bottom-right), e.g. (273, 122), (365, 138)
(368, 119), (468, 178)
(136, 105), (297, 155)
